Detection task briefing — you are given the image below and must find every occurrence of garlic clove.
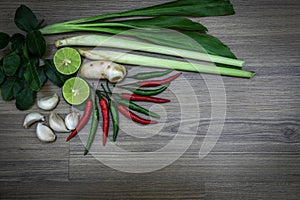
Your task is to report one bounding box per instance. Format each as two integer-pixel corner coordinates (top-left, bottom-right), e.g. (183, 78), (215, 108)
(23, 112), (45, 128)
(36, 123), (56, 142)
(65, 111), (80, 130)
(49, 112), (69, 133)
(37, 93), (59, 111)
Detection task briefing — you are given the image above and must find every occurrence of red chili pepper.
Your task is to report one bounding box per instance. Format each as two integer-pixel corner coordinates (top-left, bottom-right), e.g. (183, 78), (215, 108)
(121, 93), (170, 103)
(117, 105), (157, 125)
(99, 98), (109, 146)
(139, 72), (182, 87)
(66, 100), (93, 142)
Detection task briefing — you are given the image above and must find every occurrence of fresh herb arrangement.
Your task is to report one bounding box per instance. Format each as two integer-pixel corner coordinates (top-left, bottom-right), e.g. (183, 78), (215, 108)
(0, 0), (255, 153)
(0, 0), (254, 110)
(0, 5), (73, 110)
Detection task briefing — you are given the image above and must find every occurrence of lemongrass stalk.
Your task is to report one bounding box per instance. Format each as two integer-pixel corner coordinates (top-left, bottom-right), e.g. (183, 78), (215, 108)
(78, 49), (255, 78)
(40, 23), (129, 35)
(55, 35), (244, 67)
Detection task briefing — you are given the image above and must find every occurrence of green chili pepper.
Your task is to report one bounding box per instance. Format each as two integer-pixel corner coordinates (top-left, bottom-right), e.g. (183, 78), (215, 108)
(129, 69), (174, 80)
(121, 83), (170, 96)
(109, 101), (119, 142)
(116, 98), (160, 119)
(84, 96), (99, 155)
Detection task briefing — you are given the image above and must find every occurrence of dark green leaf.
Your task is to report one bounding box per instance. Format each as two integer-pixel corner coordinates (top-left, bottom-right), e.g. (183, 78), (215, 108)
(15, 86), (35, 110)
(22, 43), (30, 60)
(183, 32), (236, 59)
(123, 0), (235, 17)
(26, 30), (46, 57)
(0, 65), (5, 85)
(98, 28), (206, 52)
(37, 19), (45, 29)
(115, 16), (207, 31)
(16, 62), (26, 80)
(0, 32), (10, 49)
(37, 65), (47, 86)
(70, 0), (235, 24)
(3, 52), (21, 76)
(44, 59), (71, 87)
(183, 31), (237, 68)
(13, 79), (23, 97)
(23, 58), (42, 91)
(116, 28), (237, 67)
(14, 5), (38, 32)
(10, 33), (25, 53)
(1, 76), (17, 101)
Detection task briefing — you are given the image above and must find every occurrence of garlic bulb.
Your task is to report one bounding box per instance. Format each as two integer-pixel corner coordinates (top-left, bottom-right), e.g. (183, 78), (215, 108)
(23, 112), (45, 128)
(36, 123), (56, 142)
(49, 112), (69, 132)
(37, 93), (59, 111)
(65, 111), (80, 130)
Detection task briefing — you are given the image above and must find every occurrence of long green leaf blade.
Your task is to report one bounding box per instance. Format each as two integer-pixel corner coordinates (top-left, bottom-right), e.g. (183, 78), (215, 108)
(183, 31), (236, 58)
(121, 0), (235, 17)
(112, 28), (238, 67)
(70, 27), (238, 67)
(59, 0), (235, 25)
(122, 29), (238, 61)
(112, 16), (207, 31)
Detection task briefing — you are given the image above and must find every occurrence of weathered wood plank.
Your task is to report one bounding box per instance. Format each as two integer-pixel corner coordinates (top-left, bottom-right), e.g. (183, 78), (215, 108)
(0, 0), (300, 199)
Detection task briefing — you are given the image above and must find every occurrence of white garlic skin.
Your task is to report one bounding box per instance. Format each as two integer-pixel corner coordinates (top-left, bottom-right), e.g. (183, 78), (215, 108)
(49, 112), (69, 133)
(37, 93), (60, 111)
(23, 112), (45, 128)
(36, 123), (56, 142)
(65, 111), (80, 130)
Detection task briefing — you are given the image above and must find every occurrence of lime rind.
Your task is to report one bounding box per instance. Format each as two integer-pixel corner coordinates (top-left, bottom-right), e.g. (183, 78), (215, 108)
(54, 47), (81, 75)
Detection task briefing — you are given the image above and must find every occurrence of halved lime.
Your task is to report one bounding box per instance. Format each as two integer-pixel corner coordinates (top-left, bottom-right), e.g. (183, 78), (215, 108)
(53, 47), (81, 75)
(62, 77), (90, 105)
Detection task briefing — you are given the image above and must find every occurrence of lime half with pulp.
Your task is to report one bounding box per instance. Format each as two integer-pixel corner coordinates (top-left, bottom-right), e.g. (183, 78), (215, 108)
(62, 77), (90, 105)
(54, 47), (81, 75)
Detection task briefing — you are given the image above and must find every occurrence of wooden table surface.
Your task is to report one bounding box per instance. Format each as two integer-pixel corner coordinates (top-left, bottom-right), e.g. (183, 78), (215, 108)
(0, 0), (299, 199)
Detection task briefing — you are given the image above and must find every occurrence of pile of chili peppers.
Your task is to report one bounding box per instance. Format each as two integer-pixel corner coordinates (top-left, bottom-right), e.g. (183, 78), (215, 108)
(65, 69), (182, 155)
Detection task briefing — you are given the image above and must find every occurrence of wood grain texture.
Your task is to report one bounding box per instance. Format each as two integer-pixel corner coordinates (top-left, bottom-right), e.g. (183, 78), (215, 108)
(0, 0), (300, 199)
